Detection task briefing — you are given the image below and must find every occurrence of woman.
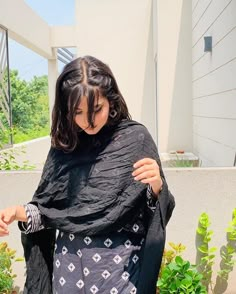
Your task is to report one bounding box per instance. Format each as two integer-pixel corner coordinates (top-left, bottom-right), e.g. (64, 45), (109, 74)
(0, 56), (175, 294)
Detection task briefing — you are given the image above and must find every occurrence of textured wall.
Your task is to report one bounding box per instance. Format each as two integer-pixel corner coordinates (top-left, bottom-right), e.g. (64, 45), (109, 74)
(192, 0), (236, 167)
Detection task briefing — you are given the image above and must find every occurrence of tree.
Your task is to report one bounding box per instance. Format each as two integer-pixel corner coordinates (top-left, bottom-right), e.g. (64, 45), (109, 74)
(0, 70), (50, 144)
(10, 70), (49, 132)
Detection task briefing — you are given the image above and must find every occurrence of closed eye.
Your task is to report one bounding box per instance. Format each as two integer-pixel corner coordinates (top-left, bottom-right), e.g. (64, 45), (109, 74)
(94, 107), (102, 113)
(75, 107), (102, 116)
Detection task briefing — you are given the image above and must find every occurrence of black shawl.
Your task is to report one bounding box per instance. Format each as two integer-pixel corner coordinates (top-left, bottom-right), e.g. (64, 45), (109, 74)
(20, 120), (175, 294)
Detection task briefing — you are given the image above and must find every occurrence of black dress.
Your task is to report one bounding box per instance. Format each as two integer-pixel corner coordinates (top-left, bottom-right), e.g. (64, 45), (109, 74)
(20, 186), (157, 294)
(19, 120), (175, 294)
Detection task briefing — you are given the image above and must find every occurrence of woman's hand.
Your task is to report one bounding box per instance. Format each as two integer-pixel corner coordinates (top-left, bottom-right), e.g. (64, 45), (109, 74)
(132, 158), (163, 197)
(0, 206), (27, 237)
(0, 206), (17, 236)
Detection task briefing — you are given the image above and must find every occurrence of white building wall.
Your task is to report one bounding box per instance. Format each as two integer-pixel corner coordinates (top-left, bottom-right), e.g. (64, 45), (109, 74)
(0, 0), (53, 58)
(192, 0), (236, 167)
(74, 0), (157, 140)
(157, 0), (192, 153)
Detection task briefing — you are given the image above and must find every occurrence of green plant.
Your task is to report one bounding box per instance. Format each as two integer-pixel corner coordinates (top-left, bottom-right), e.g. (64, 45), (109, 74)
(0, 242), (23, 294)
(157, 256), (207, 293)
(168, 153), (201, 168)
(0, 146), (35, 170)
(196, 212), (217, 291)
(217, 208), (236, 280)
(0, 129), (35, 171)
(159, 242), (186, 279)
(196, 210), (236, 293)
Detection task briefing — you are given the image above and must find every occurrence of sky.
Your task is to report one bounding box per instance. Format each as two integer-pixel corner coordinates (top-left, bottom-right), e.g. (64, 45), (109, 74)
(8, 0), (75, 81)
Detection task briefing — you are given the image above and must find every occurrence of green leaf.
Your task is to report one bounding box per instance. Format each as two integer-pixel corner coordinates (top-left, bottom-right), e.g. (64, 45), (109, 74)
(198, 245), (208, 254)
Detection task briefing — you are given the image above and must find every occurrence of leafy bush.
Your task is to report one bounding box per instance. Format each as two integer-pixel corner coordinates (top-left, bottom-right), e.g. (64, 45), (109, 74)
(0, 242), (23, 294)
(196, 210), (236, 293)
(0, 146), (35, 170)
(159, 242), (186, 279)
(157, 256), (207, 293)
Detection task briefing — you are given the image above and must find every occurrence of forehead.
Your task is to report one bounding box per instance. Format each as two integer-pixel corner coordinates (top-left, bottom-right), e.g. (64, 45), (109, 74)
(77, 95), (106, 109)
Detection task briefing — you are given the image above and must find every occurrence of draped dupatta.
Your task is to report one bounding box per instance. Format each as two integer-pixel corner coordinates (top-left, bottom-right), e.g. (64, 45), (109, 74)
(20, 120), (175, 294)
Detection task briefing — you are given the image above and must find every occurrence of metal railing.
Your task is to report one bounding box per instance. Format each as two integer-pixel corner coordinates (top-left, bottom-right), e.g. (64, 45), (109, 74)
(0, 25), (12, 147)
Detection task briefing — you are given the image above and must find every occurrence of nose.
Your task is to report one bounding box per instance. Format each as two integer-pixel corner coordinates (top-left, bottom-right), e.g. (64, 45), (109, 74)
(82, 114), (96, 129)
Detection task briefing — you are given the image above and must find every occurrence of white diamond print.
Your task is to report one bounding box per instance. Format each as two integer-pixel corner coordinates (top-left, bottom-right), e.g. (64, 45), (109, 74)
(124, 240), (132, 248)
(132, 254), (139, 264)
(77, 249), (82, 257)
(84, 236), (92, 245)
(110, 287), (118, 294)
(83, 267), (90, 276)
(59, 277), (66, 286)
(90, 285), (99, 293)
(104, 238), (113, 247)
(92, 253), (101, 263)
(55, 259), (60, 268)
(102, 270), (111, 279)
(62, 246), (68, 255)
(60, 232), (64, 238)
(69, 233), (75, 241)
(122, 271), (130, 281)
(68, 263), (75, 272)
(132, 224), (139, 232)
(140, 238), (145, 245)
(130, 287), (137, 294)
(76, 279), (84, 289)
(113, 255), (122, 264)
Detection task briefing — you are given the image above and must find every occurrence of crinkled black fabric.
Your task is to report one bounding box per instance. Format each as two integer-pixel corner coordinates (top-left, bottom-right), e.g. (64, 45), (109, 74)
(21, 120), (175, 294)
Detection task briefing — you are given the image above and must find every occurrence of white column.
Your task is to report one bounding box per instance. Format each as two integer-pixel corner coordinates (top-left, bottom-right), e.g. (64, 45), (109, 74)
(47, 48), (58, 125)
(157, 0), (192, 152)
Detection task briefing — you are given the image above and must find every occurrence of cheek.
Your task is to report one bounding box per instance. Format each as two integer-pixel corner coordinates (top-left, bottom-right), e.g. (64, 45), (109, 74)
(74, 116), (82, 127)
(95, 109), (109, 124)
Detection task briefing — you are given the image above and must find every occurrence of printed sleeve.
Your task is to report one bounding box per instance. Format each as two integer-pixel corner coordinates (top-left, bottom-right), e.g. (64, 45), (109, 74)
(146, 185), (158, 212)
(18, 204), (44, 234)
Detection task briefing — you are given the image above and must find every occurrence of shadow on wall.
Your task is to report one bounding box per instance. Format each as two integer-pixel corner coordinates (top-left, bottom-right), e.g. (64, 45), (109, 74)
(195, 210), (236, 294)
(141, 0), (156, 142)
(167, 0), (192, 152)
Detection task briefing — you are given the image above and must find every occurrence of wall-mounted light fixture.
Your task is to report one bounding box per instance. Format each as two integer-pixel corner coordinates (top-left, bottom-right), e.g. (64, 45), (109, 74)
(204, 36), (212, 52)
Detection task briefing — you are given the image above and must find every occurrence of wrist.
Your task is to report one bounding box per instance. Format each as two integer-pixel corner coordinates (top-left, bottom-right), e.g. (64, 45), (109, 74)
(15, 205), (27, 222)
(151, 178), (163, 197)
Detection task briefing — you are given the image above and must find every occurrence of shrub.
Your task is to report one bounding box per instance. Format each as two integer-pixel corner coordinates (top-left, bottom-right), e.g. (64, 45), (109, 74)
(0, 242), (23, 294)
(157, 256), (207, 293)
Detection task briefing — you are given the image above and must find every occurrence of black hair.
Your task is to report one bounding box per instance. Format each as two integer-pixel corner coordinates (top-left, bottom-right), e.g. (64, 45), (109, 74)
(51, 55), (131, 151)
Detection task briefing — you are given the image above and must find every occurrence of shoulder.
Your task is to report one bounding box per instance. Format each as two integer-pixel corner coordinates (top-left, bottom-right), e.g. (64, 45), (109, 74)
(117, 119), (150, 135)
(115, 119), (155, 148)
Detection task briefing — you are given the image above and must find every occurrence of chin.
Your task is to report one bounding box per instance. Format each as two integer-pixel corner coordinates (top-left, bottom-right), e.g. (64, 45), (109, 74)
(84, 127), (101, 135)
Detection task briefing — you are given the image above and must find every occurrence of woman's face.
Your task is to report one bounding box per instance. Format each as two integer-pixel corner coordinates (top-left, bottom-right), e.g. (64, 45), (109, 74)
(75, 95), (110, 135)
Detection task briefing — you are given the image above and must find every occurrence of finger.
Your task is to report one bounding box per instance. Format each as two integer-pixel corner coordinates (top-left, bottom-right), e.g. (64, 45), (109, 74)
(133, 158), (155, 168)
(0, 223), (9, 235)
(132, 164), (159, 177)
(0, 218), (8, 231)
(133, 170), (157, 181)
(0, 231), (9, 237)
(140, 175), (160, 184)
(132, 165), (151, 177)
(3, 215), (12, 225)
